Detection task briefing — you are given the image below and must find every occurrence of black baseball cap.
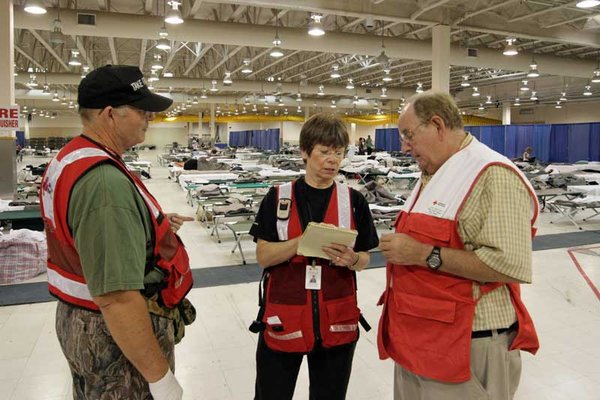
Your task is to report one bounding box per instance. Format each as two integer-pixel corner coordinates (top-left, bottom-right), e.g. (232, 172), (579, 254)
(78, 65), (173, 112)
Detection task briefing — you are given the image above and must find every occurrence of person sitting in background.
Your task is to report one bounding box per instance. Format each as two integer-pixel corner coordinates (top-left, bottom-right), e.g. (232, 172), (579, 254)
(522, 146), (533, 162)
(358, 137), (366, 155)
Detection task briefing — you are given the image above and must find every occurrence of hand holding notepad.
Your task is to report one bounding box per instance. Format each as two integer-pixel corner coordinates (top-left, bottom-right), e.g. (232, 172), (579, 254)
(297, 222), (358, 260)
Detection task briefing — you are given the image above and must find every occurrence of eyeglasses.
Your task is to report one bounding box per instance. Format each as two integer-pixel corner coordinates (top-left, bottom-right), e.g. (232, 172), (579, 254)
(315, 148), (345, 160)
(399, 122), (428, 143)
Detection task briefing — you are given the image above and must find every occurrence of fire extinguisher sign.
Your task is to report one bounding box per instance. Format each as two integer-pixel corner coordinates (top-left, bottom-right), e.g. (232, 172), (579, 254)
(0, 105), (20, 131)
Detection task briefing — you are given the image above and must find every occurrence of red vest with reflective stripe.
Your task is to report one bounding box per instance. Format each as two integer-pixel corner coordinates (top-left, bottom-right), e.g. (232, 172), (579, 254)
(40, 136), (193, 311)
(377, 139), (540, 383)
(261, 180), (360, 352)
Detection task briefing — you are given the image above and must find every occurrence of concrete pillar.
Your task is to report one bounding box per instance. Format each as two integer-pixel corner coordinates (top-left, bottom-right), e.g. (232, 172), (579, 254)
(0, 0), (16, 199)
(431, 25), (450, 93)
(209, 103), (215, 139)
(502, 101), (511, 125)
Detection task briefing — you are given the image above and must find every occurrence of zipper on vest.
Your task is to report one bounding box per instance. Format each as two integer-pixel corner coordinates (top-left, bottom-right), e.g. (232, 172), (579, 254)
(310, 259), (322, 343)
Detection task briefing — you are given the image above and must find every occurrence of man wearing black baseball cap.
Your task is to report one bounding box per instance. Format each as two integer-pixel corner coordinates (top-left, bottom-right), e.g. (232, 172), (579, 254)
(41, 65), (194, 400)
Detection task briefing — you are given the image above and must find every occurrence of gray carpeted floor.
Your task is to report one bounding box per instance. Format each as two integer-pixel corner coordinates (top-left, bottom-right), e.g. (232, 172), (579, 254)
(1, 230), (598, 307)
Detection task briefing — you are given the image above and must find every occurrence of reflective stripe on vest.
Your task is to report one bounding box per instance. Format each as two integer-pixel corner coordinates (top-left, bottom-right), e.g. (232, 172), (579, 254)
(47, 267), (93, 302)
(276, 181), (351, 241)
(276, 182), (292, 241)
(42, 148), (108, 229)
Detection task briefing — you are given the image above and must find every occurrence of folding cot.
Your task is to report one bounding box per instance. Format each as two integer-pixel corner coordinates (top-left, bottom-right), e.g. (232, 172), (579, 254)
(548, 196), (600, 230)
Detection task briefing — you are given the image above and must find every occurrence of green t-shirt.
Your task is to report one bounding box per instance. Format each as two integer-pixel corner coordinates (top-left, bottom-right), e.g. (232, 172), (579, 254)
(68, 162), (153, 297)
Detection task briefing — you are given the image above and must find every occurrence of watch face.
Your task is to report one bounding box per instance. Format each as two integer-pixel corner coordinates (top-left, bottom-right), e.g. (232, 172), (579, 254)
(427, 248), (442, 270)
(427, 255), (442, 269)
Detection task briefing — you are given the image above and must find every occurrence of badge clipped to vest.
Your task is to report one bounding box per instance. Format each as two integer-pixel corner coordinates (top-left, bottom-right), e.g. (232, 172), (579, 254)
(277, 198), (292, 220)
(305, 264), (322, 290)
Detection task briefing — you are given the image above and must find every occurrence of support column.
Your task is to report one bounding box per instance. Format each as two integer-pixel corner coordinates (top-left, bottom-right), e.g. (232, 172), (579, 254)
(209, 103), (215, 140)
(0, 0), (16, 199)
(431, 25), (450, 93)
(502, 101), (511, 125)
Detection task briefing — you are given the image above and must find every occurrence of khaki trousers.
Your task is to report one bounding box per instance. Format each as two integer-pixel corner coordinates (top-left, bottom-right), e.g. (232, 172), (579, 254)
(394, 330), (521, 400)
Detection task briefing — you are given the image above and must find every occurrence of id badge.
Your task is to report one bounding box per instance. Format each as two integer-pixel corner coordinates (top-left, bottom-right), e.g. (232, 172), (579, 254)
(305, 264), (322, 290)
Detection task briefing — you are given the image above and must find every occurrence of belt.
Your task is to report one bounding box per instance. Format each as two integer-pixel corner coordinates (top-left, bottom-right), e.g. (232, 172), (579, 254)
(471, 322), (518, 339)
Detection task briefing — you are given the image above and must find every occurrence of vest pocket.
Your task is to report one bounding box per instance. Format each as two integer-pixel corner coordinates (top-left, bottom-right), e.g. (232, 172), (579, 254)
(322, 297), (360, 348)
(263, 303), (310, 353)
(157, 241), (192, 308)
(393, 291), (456, 323)
(391, 290), (463, 354)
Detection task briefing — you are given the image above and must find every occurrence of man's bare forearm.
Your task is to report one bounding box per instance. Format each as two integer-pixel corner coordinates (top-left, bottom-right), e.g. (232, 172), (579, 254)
(94, 290), (170, 383)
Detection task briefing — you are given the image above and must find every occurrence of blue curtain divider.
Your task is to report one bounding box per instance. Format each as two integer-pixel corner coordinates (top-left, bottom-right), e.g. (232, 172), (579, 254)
(228, 128), (280, 152)
(465, 122), (599, 163)
(375, 128), (400, 151)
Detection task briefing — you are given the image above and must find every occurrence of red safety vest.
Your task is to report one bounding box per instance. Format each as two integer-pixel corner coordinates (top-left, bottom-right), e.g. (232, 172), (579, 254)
(377, 139), (540, 383)
(40, 136), (193, 311)
(261, 180), (360, 352)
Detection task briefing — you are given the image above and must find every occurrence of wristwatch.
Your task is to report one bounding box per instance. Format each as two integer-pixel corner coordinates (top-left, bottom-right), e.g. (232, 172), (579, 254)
(426, 246), (442, 271)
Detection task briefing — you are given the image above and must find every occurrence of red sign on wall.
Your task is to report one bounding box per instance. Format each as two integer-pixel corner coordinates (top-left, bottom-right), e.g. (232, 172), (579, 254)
(0, 105), (20, 131)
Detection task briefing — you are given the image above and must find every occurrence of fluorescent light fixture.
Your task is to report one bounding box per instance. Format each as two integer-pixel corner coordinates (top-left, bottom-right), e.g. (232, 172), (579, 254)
(156, 38), (171, 51)
(530, 91), (538, 101)
(52, 91), (60, 102)
(514, 97), (521, 106)
(330, 100), (336, 108)
(485, 95), (492, 104)
(148, 70), (159, 82)
(478, 104), (485, 111)
(165, 1), (183, 24)
(583, 84), (592, 96)
(527, 59), (540, 78)
(163, 70), (173, 78)
(241, 59), (253, 74)
(330, 64), (341, 79)
(308, 14), (325, 36)
(461, 75), (470, 87)
(576, 0), (600, 8)
(68, 50), (81, 66)
(591, 67), (600, 83)
(520, 80), (529, 91)
(200, 89), (208, 99)
(346, 79), (354, 89)
(503, 38), (518, 56)
(317, 85), (325, 96)
(270, 36), (284, 58)
(382, 70), (392, 82)
(296, 92), (302, 102)
(416, 82), (423, 93)
(28, 74), (38, 87)
(24, 0), (47, 14)
(559, 92), (567, 102)
(380, 87), (388, 98)
(472, 87), (480, 97)
(192, 96), (198, 105)
(223, 71), (232, 85)
(151, 55), (163, 70)
(210, 80), (218, 92)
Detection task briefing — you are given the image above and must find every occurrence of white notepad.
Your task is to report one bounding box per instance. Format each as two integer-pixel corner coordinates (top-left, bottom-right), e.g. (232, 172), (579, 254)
(297, 222), (358, 260)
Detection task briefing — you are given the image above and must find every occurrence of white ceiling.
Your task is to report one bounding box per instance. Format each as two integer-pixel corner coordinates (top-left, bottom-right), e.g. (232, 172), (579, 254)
(11, 0), (600, 115)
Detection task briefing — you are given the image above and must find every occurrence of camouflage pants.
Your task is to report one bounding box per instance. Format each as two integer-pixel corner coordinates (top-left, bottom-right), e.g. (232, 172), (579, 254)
(55, 301), (175, 400)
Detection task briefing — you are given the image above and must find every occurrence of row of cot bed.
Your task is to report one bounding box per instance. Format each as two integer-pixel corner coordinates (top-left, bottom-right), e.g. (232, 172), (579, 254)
(1, 150), (599, 285)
